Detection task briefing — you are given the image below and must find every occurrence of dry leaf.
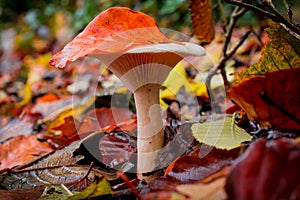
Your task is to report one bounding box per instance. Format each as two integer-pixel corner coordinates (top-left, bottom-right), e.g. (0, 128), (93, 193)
(164, 145), (240, 183)
(228, 68), (300, 130)
(0, 133), (117, 190)
(49, 7), (176, 69)
(0, 135), (54, 171)
(234, 24), (300, 83)
(226, 138), (300, 199)
(177, 177), (227, 200)
(0, 118), (32, 143)
(190, 0), (215, 44)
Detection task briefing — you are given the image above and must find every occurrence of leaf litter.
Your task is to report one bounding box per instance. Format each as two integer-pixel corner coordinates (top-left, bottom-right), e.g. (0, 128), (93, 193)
(0, 5), (299, 200)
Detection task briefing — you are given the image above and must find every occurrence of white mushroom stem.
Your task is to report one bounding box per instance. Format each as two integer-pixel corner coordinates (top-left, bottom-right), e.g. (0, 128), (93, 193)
(134, 83), (164, 174)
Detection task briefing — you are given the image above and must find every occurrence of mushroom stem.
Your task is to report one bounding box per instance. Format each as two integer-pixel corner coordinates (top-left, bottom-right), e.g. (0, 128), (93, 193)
(133, 83), (164, 176)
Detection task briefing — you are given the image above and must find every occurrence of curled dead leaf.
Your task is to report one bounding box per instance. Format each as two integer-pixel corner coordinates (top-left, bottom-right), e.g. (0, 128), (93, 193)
(0, 135), (54, 171)
(228, 68), (300, 130)
(190, 0), (215, 44)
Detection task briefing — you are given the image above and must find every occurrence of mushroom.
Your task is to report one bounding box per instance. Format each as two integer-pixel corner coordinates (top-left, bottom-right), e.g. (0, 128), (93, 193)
(49, 7), (205, 179)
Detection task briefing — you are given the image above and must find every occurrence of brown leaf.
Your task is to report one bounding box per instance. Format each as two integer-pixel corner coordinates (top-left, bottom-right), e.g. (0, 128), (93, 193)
(143, 191), (187, 200)
(78, 107), (134, 135)
(227, 68), (300, 130)
(44, 115), (80, 147)
(0, 187), (45, 200)
(0, 134), (117, 190)
(99, 131), (137, 169)
(190, 0), (215, 44)
(176, 177), (227, 200)
(226, 138), (300, 199)
(0, 135), (54, 171)
(0, 118), (32, 143)
(164, 144), (240, 183)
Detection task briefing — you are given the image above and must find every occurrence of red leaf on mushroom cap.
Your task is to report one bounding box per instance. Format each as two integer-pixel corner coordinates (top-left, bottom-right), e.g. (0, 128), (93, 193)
(49, 7), (177, 68)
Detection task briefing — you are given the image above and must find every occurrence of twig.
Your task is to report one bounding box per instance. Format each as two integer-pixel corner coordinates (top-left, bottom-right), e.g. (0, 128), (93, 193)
(76, 162), (95, 183)
(206, 7), (250, 91)
(117, 171), (142, 200)
(224, 0), (300, 35)
(223, 7), (247, 56)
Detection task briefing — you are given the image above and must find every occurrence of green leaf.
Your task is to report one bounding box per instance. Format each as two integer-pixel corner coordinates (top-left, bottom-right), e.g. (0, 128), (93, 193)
(234, 24), (300, 83)
(191, 115), (252, 150)
(67, 177), (113, 200)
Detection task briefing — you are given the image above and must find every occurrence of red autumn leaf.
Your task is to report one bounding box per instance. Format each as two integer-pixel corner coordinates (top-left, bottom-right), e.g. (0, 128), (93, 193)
(190, 0), (215, 44)
(44, 115), (80, 147)
(77, 107), (134, 135)
(164, 145), (240, 183)
(0, 135), (54, 171)
(49, 7), (177, 69)
(99, 131), (137, 168)
(0, 187), (45, 200)
(227, 68), (300, 130)
(226, 138), (300, 199)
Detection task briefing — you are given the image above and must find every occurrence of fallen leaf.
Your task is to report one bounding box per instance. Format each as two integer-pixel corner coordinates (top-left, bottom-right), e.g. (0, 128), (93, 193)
(190, 0), (215, 44)
(0, 135), (54, 171)
(45, 116), (80, 147)
(165, 145), (240, 183)
(0, 132), (117, 190)
(78, 107), (134, 135)
(99, 131), (137, 169)
(191, 115), (252, 150)
(15, 82), (32, 108)
(0, 186), (45, 200)
(49, 7), (176, 69)
(228, 68), (300, 130)
(67, 177), (113, 200)
(143, 191), (187, 200)
(234, 24), (300, 83)
(225, 138), (300, 200)
(0, 118), (32, 143)
(38, 185), (71, 200)
(176, 177), (227, 200)
(35, 93), (59, 103)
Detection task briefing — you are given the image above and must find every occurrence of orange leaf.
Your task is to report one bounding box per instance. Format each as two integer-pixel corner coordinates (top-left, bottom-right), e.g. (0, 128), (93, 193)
(46, 116), (80, 147)
(35, 93), (58, 103)
(190, 0), (215, 44)
(0, 135), (54, 171)
(227, 68), (300, 130)
(49, 7), (177, 69)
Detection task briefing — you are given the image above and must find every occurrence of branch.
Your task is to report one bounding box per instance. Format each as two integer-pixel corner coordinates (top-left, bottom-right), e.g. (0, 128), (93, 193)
(206, 30), (251, 90)
(206, 6), (250, 91)
(224, 0), (300, 35)
(223, 7), (247, 57)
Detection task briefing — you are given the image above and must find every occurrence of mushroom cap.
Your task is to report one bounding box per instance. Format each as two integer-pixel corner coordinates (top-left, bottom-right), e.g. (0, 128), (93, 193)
(49, 7), (205, 70)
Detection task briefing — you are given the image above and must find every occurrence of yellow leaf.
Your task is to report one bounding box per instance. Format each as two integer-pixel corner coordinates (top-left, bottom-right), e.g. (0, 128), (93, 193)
(191, 115), (252, 150)
(15, 83), (32, 108)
